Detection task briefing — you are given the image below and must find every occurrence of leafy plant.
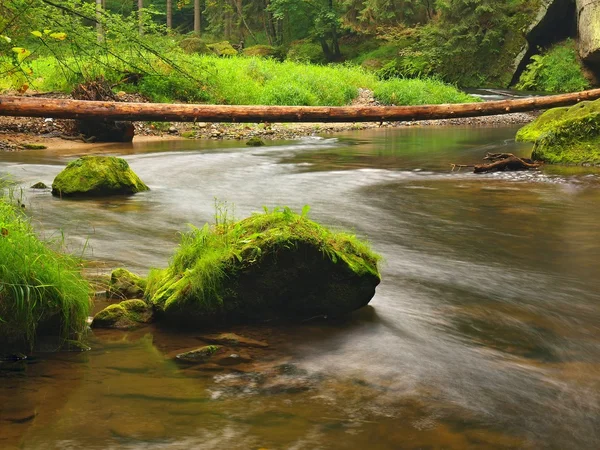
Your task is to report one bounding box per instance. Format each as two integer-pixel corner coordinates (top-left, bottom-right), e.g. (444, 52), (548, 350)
(517, 40), (591, 93)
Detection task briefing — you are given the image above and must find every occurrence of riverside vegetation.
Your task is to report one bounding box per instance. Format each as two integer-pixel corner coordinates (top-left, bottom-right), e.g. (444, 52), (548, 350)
(0, 180), (90, 354)
(1, 0), (593, 109)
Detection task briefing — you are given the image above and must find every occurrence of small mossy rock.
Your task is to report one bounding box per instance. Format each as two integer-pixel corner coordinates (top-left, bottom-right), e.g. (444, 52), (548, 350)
(30, 182), (48, 189)
(51, 156), (149, 197)
(22, 143), (47, 150)
(207, 41), (238, 57)
(91, 300), (152, 329)
(179, 37), (211, 55)
(175, 345), (223, 363)
(242, 45), (277, 58)
(516, 99), (600, 164)
(107, 268), (147, 299)
(200, 333), (268, 348)
(246, 137), (265, 147)
(146, 209), (381, 326)
(181, 131), (196, 139)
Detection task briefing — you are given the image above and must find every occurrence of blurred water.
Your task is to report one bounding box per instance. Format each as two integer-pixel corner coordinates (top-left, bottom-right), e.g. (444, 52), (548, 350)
(1, 125), (599, 449)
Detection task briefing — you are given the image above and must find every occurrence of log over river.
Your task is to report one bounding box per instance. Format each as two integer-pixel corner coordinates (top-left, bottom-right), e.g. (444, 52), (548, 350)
(1, 125), (600, 449)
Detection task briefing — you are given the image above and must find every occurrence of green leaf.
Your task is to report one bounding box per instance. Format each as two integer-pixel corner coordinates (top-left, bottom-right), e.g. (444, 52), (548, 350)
(49, 32), (67, 41)
(11, 47), (31, 63)
(0, 35), (11, 43)
(31, 31), (43, 38)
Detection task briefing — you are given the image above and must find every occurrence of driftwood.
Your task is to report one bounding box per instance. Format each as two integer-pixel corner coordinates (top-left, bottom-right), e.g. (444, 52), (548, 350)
(466, 153), (541, 173)
(2, 88), (600, 123)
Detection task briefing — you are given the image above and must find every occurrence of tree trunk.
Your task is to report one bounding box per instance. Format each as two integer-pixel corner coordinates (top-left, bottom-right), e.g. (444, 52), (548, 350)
(194, 0), (201, 36)
(96, 0), (103, 43)
(138, 0), (144, 35)
(166, 0), (172, 29)
(3, 89), (600, 123)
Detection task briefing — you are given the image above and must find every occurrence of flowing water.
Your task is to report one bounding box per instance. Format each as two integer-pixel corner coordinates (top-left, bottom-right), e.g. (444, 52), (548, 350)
(1, 125), (600, 449)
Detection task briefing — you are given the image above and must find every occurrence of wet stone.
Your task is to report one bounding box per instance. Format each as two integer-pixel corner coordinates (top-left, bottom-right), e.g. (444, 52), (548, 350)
(199, 333), (268, 348)
(175, 345), (223, 363)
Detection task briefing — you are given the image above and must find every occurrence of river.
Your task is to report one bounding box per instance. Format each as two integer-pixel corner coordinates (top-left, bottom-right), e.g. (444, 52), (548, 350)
(1, 125), (599, 449)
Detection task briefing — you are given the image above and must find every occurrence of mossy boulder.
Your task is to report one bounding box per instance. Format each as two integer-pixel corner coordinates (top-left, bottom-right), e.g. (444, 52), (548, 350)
(246, 137), (265, 147)
(106, 268), (147, 300)
(242, 45), (277, 58)
(516, 100), (600, 164)
(146, 207), (381, 326)
(179, 37), (211, 55)
(51, 156), (149, 197)
(91, 300), (152, 329)
(207, 41), (238, 57)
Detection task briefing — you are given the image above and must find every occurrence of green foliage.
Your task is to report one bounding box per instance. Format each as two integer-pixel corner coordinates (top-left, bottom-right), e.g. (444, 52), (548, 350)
(373, 77), (477, 105)
(516, 40), (591, 94)
(0, 198), (91, 350)
(286, 40), (327, 64)
(146, 206), (381, 316)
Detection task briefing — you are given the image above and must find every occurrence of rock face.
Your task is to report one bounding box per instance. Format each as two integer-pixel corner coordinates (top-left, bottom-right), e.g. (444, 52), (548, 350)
(91, 300), (152, 329)
(106, 268), (147, 300)
(51, 156), (149, 197)
(577, 0), (600, 65)
(516, 99), (600, 163)
(146, 209), (381, 327)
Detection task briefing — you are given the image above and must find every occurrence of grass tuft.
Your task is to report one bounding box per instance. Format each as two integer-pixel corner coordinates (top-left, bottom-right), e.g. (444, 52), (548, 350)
(0, 183), (91, 350)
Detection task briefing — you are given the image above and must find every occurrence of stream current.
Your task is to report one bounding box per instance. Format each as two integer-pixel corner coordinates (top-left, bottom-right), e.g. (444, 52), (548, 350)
(1, 125), (600, 449)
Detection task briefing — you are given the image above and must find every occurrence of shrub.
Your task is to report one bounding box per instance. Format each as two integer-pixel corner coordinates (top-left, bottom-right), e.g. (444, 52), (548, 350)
(517, 40), (591, 93)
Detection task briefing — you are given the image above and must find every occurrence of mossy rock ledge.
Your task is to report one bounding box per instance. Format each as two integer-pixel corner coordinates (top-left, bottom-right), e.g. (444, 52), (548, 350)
(516, 100), (600, 164)
(146, 208), (381, 326)
(92, 300), (152, 329)
(51, 156), (149, 197)
(107, 268), (147, 300)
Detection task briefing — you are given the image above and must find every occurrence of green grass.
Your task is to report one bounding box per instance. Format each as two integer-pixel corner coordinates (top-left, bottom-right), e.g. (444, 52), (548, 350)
(0, 188), (91, 351)
(146, 206), (381, 317)
(517, 39), (591, 94)
(373, 77), (477, 105)
(1, 48), (476, 107)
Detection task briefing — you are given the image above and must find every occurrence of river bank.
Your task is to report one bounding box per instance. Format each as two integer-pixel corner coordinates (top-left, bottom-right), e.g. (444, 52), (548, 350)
(0, 111), (537, 152)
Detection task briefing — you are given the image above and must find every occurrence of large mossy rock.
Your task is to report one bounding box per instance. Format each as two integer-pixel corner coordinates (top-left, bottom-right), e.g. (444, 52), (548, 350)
(516, 100), (600, 164)
(207, 41), (238, 57)
(52, 156), (149, 197)
(91, 300), (152, 329)
(146, 208), (381, 326)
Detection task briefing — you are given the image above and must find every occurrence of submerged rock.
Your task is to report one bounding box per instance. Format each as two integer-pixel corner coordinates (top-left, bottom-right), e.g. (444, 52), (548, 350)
(91, 300), (152, 329)
(146, 207), (381, 326)
(176, 345), (223, 363)
(199, 333), (268, 348)
(106, 268), (147, 300)
(51, 156), (149, 197)
(30, 181), (48, 189)
(516, 100), (600, 164)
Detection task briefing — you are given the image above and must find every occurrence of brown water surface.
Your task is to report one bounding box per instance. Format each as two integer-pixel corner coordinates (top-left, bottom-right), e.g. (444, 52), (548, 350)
(1, 126), (600, 449)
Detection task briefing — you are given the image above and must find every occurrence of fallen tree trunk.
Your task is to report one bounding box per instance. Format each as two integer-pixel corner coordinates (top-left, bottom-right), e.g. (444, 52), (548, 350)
(2, 89), (600, 123)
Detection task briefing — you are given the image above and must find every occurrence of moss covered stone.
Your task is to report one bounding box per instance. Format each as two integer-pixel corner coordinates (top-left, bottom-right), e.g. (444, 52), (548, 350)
(91, 299), (152, 329)
(146, 207), (381, 326)
(207, 41), (238, 57)
(178, 37), (211, 55)
(175, 345), (223, 363)
(246, 137), (265, 147)
(106, 268), (147, 300)
(242, 45), (277, 58)
(516, 100), (600, 164)
(51, 156), (149, 197)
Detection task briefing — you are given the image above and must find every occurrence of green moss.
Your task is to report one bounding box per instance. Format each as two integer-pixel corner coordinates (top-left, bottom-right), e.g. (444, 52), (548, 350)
(107, 268), (147, 299)
(242, 45), (277, 58)
(0, 200), (91, 351)
(246, 137), (265, 147)
(146, 207), (381, 326)
(51, 156), (149, 197)
(91, 299), (151, 329)
(22, 144), (47, 150)
(181, 131), (196, 139)
(175, 345), (223, 363)
(518, 99), (600, 164)
(179, 38), (211, 55)
(207, 41), (238, 57)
